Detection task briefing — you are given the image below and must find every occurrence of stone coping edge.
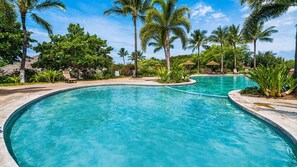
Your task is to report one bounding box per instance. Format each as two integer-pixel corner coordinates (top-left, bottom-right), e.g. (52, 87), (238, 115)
(228, 90), (297, 150)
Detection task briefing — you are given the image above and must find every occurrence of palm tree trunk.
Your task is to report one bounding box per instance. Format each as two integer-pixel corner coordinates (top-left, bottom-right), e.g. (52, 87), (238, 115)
(165, 31), (171, 72)
(292, 24), (297, 107)
(254, 39), (257, 69)
(20, 13), (27, 83)
(234, 44), (237, 71)
(197, 47), (200, 71)
(123, 56), (125, 65)
(133, 17), (138, 77)
(220, 44), (224, 73)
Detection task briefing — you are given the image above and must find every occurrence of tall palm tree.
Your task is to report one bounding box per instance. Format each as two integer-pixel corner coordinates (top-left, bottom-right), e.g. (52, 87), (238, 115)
(4, 0), (66, 83)
(117, 48), (129, 65)
(128, 51), (146, 61)
(209, 26), (229, 73)
(244, 21), (278, 69)
(294, 24), (297, 78)
(140, 0), (191, 72)
(187, 29), (208, 70)
(228, 24), (243, 71)
(148, 35), (178, 53)
(241, 0), (297, 77)
(104, 0), (151, 77)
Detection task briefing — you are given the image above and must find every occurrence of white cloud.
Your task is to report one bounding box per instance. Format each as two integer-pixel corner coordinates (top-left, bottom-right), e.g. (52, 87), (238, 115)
(240, 5), (249, 12)
(287, 6), (297, 14)
(266, 14), (296, 27)
(242, 13), (249, 18)
(211, 12), (225, 19)
(191, 2), (229, 24)
(191, 3), (214, 17)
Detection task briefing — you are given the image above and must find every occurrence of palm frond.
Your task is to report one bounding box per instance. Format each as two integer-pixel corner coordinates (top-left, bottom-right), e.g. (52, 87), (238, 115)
(243, 3), (291, 32)
(36, 0), (66, 11)
(171, 27), (188, 49)
(30, 13), (52, 35)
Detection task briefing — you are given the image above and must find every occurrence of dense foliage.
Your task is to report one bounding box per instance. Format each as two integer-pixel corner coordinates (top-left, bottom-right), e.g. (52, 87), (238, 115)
(255, 51), (284, 68)
(33, 24), (114, 79)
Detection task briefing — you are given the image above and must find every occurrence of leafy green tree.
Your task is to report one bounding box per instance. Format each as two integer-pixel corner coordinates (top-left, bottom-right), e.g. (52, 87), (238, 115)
(4, 0), (66, 83)
(140, 0), (191, 72)
(138, 58), (163, 76)
(243, 21), (278, 68)
(148, 35), (178, 53)
(117, 48), (129, 65)
(104, 0), (151, 77)
(228, 24), (244, 71)
(209, 26), (229, 73)
(256, 51), (284, 67)
(187, 29), (208, 70)
(128, 51), (146, 62)
(33, 24), (114, 78)
(0, 2), (22, 66)
(241, 0), (297, 77)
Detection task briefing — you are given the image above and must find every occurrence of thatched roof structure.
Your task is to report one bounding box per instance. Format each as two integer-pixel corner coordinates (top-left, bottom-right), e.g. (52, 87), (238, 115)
(206, 61), (220, 66)
(182, 60), (196, 66)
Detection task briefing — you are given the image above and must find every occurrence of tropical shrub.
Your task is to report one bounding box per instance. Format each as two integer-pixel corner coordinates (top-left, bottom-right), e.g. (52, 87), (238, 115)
(31, 70), (62, 83)
(169, 65), (187, 83)
(121, 64), (135, 76)
(6, 76), (20, 84)
(157, 67), (169, 83)
(247, 65), (297, 97)
(157, 65), (190, 83)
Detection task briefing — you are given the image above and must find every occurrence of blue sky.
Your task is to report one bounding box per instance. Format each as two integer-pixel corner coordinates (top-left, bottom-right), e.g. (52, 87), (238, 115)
(26, 0), (297, 63)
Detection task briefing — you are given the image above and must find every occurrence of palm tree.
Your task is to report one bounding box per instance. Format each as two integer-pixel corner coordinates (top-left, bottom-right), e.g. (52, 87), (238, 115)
(295, 24), (297, 78)
(228, 24), (243, 71)
(244, 21), (278, 69)
(140, 0), (191, 72)
(241, 0), (297, 77)
(209, 26), (229, 73)
(104, 0), (151, 77)
(4, 0), (66, 83)
(148, 35), (178, 53)
(117, 48), (129, 65)
(187, 29), (208, 70)
(128, 51), (146, 61)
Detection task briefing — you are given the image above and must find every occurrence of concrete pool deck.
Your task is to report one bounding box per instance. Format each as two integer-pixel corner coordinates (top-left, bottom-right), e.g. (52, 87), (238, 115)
(0, 76), (297, 166)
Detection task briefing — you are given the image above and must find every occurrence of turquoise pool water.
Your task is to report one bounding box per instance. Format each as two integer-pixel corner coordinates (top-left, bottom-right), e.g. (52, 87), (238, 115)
(5, 78), (297, 166)
(169, 75), (257, 97)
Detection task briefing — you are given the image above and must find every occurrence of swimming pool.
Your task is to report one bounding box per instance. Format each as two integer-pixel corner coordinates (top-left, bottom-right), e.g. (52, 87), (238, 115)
(4, 77), (297, 166)
(168, 75), (257, 97)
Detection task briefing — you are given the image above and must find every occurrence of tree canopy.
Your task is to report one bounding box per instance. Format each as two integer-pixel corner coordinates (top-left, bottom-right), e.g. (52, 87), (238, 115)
(33, 24), (114, 77)
(0, 2), (33, 66)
